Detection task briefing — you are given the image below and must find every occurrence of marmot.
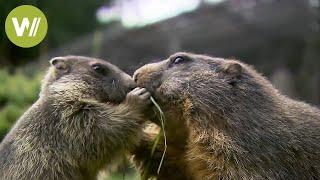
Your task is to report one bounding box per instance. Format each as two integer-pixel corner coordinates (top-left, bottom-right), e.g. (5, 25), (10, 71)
(0, 56), (151, 180)
(132, 52), (320, 179)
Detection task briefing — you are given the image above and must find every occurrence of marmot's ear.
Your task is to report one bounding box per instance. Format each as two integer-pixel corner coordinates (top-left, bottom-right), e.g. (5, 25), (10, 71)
(224, 62), (242, 76)
(221, 62), (243, 85)
(49, 57), (68, 71)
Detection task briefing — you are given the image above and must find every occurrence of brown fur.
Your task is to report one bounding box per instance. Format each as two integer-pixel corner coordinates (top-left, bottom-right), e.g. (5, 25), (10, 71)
(132, 52), (320, 179)
(0, 56), (150, 180)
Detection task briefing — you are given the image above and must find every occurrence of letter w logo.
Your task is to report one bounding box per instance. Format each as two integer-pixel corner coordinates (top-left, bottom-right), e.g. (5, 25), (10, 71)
(11, 17), (41, 37)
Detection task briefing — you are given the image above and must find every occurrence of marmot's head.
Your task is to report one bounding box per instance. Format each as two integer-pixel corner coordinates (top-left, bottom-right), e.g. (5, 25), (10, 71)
(42, 56), (136, 103)
(134, 52), (275, 127)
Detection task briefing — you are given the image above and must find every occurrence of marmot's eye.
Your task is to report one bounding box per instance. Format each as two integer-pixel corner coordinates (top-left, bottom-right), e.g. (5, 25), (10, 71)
(92, 64), (107, 75)
(173, 56), (186, 64)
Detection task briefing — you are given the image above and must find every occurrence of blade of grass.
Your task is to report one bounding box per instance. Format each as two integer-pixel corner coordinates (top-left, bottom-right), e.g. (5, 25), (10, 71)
(150, 96), (167, 175)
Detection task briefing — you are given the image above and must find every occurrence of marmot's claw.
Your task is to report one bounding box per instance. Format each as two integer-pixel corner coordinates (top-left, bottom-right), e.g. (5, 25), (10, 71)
(126, 87), (151, 107)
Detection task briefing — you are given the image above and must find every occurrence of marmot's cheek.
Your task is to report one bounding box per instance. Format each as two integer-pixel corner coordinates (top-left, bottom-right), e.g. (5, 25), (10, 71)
(154, 87), (163, 98)
(106, 88), (125, 104)
(157, 85), (175, 101)
(150, 80), (162, 91)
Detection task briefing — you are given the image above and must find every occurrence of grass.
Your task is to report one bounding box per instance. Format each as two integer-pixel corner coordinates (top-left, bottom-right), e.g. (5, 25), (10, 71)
(0, 69), (42, 140)
(150, 96), (167, 174)
(97, 163), (140, 180)
(140, 96), (167, 180)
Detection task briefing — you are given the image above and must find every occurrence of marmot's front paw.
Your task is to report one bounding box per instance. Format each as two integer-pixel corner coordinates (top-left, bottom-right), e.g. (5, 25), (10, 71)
(125, 87), (151, 110)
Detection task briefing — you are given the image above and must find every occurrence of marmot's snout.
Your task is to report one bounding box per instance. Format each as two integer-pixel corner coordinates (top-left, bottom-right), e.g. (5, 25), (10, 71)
(134, 63), (164, 94)
(121, 73), (137, 92)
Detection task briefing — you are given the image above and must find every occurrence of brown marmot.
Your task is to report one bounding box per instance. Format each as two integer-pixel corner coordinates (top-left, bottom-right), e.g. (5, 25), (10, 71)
(132, 52), (320, 179)
(0, 56), (151, 180)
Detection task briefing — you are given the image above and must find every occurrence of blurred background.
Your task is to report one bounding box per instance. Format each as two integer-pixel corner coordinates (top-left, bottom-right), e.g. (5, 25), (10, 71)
(0, 0), (319, 179)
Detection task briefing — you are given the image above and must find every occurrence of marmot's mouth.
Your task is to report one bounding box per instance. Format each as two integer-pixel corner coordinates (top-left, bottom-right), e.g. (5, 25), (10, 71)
(145, 83), (162, 98)
(150, 79), (163, 91)
(147, 86), (166, 104)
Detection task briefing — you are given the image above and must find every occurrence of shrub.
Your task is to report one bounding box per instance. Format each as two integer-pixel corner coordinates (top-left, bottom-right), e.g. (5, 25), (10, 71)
(0, 69), (42, 140)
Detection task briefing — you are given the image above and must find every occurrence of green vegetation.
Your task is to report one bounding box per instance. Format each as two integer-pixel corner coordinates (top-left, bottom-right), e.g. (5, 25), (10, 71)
(103, 168), (140, 180)
(0, 69), (42, 140)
